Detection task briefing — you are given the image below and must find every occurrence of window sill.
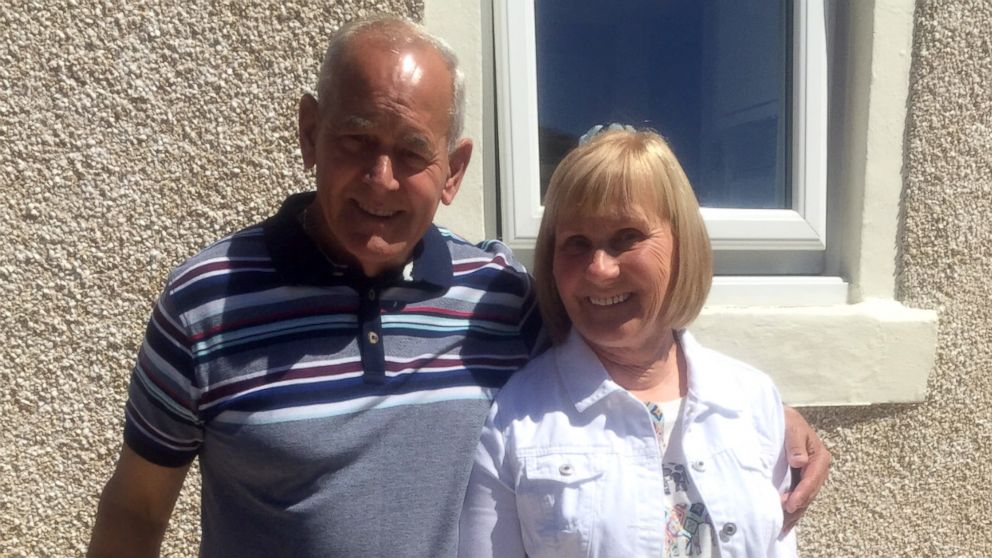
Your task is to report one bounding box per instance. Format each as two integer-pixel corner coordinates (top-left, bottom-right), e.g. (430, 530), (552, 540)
(693, 299), (938, 406)
(708, 276), (848, 306)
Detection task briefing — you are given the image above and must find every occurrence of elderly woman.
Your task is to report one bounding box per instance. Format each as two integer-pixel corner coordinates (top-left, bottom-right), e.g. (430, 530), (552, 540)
(459, 127), (797, 557)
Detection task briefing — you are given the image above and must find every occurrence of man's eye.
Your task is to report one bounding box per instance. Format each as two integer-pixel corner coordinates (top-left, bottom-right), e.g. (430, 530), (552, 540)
(338, 135), (372, 154)
(399, 149), (430, 168)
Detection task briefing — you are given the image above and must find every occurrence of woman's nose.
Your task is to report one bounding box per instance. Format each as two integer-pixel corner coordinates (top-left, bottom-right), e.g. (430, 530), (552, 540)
(586, 249), (620, 281)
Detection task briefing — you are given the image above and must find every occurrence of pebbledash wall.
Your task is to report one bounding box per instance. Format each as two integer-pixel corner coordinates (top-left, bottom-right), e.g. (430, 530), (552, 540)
(0, 0), (989, 556)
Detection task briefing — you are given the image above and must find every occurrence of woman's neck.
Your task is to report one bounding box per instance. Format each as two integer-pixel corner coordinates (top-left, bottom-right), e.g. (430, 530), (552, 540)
(590, 331), (687, 403)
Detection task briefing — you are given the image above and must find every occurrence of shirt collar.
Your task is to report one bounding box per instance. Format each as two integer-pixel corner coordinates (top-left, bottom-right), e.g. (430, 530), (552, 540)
(556, 330), (627, 414)
(263, 191), (453, 289)
(555, 328), (743, 415)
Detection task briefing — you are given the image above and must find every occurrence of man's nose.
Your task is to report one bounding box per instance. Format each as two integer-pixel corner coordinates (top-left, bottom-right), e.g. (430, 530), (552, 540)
(586, 249), (620, 281)
(364, 154), (399, 190)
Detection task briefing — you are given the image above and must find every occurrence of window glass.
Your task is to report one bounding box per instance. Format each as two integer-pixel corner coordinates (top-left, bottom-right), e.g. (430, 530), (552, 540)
(535, 0), (790, 209)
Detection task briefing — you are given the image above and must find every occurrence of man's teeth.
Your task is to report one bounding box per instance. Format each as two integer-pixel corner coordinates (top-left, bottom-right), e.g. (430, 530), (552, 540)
(358, 203), (397, 217)
(588, 293), (631, 306)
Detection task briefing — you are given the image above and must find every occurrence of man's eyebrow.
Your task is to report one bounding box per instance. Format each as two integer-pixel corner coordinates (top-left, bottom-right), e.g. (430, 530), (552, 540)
(340, 115), (374, 130)
(400, 132), (433, 153)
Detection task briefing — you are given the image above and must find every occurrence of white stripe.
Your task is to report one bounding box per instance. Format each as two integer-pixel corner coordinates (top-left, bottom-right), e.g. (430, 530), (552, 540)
(186, 285), (349, 322)
(212, 385), (497, 425)
(192, 315), (356, 354)
(207, 356), (363, 391)
(383, 315), (519, 334)
(199, 364), (365, 412)
(141, 340), (197, 399)
(171, 265), (275, 295)
(133, 362), (200, 424)
(150, 301), (193, 358)
(201, 355), (522, 410)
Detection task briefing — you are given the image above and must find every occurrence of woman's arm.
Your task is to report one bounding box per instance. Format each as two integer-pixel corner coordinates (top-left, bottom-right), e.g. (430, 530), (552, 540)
(458, 418), (527, 558)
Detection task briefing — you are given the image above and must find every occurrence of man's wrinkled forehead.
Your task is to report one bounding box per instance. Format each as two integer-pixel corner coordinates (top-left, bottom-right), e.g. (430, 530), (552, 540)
(334, 33), (448, 94)
(319, 42), (453, 147)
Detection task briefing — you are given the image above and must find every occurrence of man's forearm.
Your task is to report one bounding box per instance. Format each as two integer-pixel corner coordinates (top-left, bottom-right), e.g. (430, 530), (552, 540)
(87, 446), (189, 558)
(87, 492), (169, 558)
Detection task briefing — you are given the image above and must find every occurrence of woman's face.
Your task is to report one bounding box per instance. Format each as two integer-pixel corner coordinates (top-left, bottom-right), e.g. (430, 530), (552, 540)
(552, 205), (676, 358)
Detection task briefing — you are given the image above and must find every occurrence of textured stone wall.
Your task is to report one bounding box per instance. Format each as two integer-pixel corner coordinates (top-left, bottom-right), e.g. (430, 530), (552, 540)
(799, 0), (992, 555)
(0, 1), (421, 555)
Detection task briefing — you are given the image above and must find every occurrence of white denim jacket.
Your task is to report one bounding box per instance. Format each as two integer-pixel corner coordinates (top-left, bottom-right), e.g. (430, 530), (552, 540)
(459, 330), (798, 558)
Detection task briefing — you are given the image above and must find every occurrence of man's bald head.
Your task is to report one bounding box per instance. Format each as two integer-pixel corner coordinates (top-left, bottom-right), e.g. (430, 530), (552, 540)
(316, 16), (465, 151)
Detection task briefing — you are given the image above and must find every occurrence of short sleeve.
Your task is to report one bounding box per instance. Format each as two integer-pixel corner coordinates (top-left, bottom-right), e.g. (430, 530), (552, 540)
(123, 286), (203, 467)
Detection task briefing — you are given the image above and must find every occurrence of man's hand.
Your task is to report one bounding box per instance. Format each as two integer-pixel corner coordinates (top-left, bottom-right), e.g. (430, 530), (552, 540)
(780, 405), (831, 534)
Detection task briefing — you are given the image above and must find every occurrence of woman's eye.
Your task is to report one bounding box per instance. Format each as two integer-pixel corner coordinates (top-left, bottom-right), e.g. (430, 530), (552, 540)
(613, 229), (644, 251)
(559, 236), (591, 255)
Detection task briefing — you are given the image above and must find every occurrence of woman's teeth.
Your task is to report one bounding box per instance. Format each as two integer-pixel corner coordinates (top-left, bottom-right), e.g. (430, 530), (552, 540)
(589, 293), (631, 306)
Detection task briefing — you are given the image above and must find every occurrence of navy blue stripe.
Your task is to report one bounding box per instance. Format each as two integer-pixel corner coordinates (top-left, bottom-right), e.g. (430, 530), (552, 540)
(200, 367), (514, 421)
(172, 269), (284, 314)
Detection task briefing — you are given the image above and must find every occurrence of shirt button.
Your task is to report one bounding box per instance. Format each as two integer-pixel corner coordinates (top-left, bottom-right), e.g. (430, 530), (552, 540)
(721, 523), (738, 538)
(559, 464), (574, 476)
(367, 289), (376, 301)
(368, 331), (380, 344)
(691, 460), (706, 472)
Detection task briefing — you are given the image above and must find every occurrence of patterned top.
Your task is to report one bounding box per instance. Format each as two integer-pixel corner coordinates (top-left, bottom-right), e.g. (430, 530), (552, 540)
(123, 192), (545, 557)
(646, 399), (720, 557)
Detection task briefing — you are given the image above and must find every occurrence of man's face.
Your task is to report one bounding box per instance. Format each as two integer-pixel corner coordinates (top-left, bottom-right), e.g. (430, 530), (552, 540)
(299, 37), (471, 277)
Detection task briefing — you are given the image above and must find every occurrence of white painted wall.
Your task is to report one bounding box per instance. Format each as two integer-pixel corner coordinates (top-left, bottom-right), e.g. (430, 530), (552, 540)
(423, 0), (488, 242)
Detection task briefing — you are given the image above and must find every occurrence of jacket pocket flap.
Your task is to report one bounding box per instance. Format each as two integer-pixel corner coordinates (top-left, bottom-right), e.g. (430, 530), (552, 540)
(521, 453), (605, 484)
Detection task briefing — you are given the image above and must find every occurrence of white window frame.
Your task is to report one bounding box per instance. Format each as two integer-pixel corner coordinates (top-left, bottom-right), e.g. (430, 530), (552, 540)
(429, 0), (936, 405)
(493, 0), (829, 253)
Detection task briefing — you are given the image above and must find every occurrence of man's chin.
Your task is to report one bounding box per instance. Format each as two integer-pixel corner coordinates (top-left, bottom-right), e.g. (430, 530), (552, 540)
(352, 237), (410, 276)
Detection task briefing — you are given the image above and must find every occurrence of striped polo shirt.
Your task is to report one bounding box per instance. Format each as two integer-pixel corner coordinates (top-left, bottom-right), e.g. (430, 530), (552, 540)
(123, 192), (544, 557)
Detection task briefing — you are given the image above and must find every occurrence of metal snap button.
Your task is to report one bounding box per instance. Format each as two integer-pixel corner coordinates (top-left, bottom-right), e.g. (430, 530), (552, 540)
(368, 331), (380, 344)
(558, 464), (574, 476)
(691, 460), (706, 472)
(721, 523), (737, 537)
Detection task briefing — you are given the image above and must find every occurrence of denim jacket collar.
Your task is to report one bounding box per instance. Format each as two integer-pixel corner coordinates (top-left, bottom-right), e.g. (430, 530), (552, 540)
(556, 328), (744, 415)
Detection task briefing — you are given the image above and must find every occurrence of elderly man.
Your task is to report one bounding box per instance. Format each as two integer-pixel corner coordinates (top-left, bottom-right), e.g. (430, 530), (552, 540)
(88, 16), (828, 558)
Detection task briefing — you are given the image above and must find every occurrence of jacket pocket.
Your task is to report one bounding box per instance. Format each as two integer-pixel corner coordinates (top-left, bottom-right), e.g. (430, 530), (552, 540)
(704, 445), (784, 554)
(515, 452), (605, 556)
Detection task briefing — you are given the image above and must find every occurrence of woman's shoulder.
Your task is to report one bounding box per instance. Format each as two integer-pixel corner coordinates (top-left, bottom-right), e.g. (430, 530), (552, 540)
(681, 330), (784, 421)
(491, 348), (563, 415)
(496, 347), (558, 402)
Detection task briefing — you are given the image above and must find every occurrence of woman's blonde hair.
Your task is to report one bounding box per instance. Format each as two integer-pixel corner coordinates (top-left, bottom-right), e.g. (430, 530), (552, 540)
(534, 127), (713, 345)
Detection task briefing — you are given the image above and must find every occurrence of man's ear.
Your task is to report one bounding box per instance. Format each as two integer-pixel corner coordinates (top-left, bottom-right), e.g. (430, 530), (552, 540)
(298, 94), (320, 171)
(441, 138), (473, 206)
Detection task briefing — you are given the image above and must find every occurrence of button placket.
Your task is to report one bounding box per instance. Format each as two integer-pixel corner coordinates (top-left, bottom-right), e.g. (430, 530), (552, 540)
(358, 286), (386, 384)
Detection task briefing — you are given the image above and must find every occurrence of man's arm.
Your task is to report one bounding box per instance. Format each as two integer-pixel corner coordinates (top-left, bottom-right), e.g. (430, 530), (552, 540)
(88, 445), (191, 558)
(780, 404), (831, 534)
